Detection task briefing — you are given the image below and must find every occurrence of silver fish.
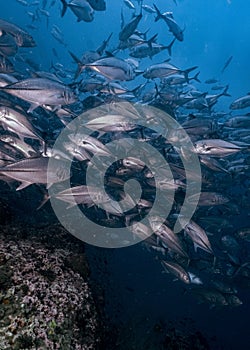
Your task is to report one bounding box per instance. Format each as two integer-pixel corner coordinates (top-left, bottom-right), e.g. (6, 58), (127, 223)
(68, 133), (110, 156)
(193, 139), (248, 157)
(230, 94), (250, 110)
(0, 19), (36, 47)
(130, 40), (175, 59)
(0, 135), (37, 158)
(0, 31), (18, 57)
(123, 0), (135, 10)
(150, 216), (189, 258)
(161, 260), (190, 284)
(142, 5), (156, 14)
(154, 5), (184, 41)
(0, 78), (77, 112)
(87, 0), (106, 11)
(143, 63), (197, 80)
(187, 192), (230, 206)
(0, 106), (43, 142)
(181, 219), (213, 255)
(60, 0), (94, 22)
(119, 13), (142, 42)
(86, 57), (136, 81)
(0, 157), (70, 190)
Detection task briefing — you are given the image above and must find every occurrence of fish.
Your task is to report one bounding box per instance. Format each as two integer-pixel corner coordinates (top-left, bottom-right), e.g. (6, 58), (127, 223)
(205, 78), (218, 84)
(143, 62), (197, 80)
(68, 133), (110, 156)
(123, 0), (135, 10)
(0, 156), (70, 190)
(86, 115), (138, 132)
(142, 5), (156, 14)
(191, 288), (228, 307)
(77, 56), (136, 81)
(230, 94), (250, 110)
(16, 0), (28, 5)
(162, 72), (200, 85)
(0, 55), (14, 73)
(236, 228), (250, 243)
(51, 28), (67, 47)
(223, 116), (250, 128)
(181, 219), (213, 254)
(221, 235), (242, 265)
(0, 31), (18, 57)
(87, 0), (106, 11)
(0, 135), (37, 158)
(161, 260), (190, 284)
(60, 0), (94, 22)
(221, 55), (233, 74)
(153, 4), (184, 41)
(187, 192), (230, 206)
(193, 139), (248, 157)
(0, 106), (43, 142)
(54, 185), (115, 207)
(149, 216), (189, 258)
(129, 39), (176, 59)
(119, 12), (142, 42)
(96, 32), (113, 56)
(0, 78), (77, 112)
(0, 19), (36, 47)
(0, 73), (18, 86)
(0, 4), (249, 309)
(188, 272), (203, 285)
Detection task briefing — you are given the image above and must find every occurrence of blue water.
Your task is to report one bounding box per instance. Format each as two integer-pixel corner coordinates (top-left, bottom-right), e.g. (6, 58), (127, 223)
(2, 1), (250, 348)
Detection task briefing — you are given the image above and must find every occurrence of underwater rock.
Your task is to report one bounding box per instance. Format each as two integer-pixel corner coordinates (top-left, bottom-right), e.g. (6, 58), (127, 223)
(0, 223), (100, 350)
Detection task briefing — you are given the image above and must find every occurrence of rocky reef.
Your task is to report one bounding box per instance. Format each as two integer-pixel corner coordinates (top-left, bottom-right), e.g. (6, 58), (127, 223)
(0, 221), (100, 350)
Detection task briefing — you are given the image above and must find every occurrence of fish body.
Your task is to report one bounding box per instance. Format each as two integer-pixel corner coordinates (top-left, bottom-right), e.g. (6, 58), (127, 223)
(0, 78), (77, 112)
(142, 5), (156, 14)
(0, 157), (70, 190)
(130, 40), (175, 59)
(124, 0), (135, 10)
(188, 192), (229, 206)
(153, 5), (184, 41)
(119, 13), (142, 42)
(193, 139), (247, 157)
(0, 31), (18, 57)
(144, 63), (197, 80)
(86, 57), (136, 81)
(161, 260), (190, 284)
(0, 19), (36, 47)
(0, 106), (43, 141)
(0, 135), (37, 157)
(60, 0), (94, 22)
(192, 288), (228, 307)
(0, 55), (14, 73)
(182, 219), (213, 254)
(87, 0), (106, 11)
(230, 95), (250, 110)
(150, 217), (188, 258)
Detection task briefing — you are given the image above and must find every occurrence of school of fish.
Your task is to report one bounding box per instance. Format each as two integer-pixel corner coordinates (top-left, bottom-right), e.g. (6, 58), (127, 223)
(0, 0), (250, 308)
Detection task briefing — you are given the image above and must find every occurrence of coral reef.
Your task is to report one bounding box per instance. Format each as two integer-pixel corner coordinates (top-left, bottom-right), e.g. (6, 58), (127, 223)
(0, 223), (100, 350)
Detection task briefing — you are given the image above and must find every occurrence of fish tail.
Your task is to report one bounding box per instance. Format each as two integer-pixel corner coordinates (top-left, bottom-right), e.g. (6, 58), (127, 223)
(183, 66), (198, 82)
(166, 37), (176, 56)
(60, 0), (67, 17)
(192, 71), (201, 83)
(222, 84), (231, 97)
(69, 51), (84, 79)
(147, 33), (157, 49)
(153, 4), (162, 22)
